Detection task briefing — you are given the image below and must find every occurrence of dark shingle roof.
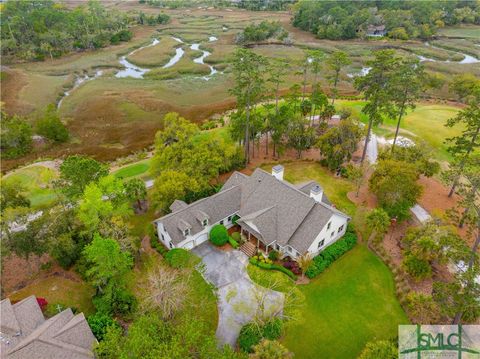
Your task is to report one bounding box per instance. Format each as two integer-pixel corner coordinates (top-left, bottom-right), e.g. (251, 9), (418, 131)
(154, 168), (349, 253)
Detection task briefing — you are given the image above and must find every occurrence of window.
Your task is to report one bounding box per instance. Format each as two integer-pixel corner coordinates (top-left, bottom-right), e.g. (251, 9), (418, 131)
(220, 220), (224, 225)
(331, 231), (335, 237)
(161, 233), (165, 241)
(318, 239), (325, 249)
(169, 242), (173, 249)
(327, 222), (331, 230)
(228, 216), (232, 222)
(338, 225), (344, 233)
(183, 229), (190, 237)
(202, 219), (208, 227)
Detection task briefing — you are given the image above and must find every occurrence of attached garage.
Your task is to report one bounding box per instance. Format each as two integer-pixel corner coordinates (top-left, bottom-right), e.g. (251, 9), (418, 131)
(196, 233), (208, 246)
(183, 240), (195, 250)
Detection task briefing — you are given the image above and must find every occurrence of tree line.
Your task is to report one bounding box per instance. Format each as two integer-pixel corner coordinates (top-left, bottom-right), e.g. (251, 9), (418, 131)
(292, 0), (480, 40)
(1, 0), (131, 61)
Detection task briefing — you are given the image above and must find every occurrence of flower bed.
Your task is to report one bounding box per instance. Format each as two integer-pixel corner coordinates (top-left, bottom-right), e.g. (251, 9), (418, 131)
(305, 227), (357, 279)
(250, 256), (297, 280)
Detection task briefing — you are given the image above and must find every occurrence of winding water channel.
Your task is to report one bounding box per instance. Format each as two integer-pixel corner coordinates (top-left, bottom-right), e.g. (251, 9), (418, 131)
(57, 70), (103, 108)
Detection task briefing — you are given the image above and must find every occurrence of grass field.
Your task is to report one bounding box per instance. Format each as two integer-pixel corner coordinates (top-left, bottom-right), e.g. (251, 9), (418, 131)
(127, 36), (180, 68)
(282, 245), (409, 359)
(437, 25), (480, 38)
(9, 276), (95, 315)
(113, 159), (151, 180)
(335, 100), (462, 162)
(2, 165), (59, 209)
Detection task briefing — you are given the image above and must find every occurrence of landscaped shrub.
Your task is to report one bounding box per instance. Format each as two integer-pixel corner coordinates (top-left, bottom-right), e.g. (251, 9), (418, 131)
(231, 231), (241, 242)
(87, 313), (120, 341)
(268, 250), (279, 261)
(232, 214), (240, 224)
(250, 257), (297, 280)
(165, 248), (196, 268)
(238, 319), (283, 353)
(403, 254), (432, 280)
(262, 318), (283, 340)
(209, 224), (229, 246)
(238, 323), (263, 353)
(150, 236), (167, 256)
(228, 236), (239, 249)
(305, 230), (358, 279)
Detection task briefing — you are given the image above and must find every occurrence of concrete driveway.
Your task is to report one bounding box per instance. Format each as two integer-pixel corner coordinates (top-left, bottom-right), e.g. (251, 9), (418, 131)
(192, 242), (284, 347)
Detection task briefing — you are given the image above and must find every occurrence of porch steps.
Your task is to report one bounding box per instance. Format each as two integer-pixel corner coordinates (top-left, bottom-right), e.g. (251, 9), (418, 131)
(239, 241), (256, 257)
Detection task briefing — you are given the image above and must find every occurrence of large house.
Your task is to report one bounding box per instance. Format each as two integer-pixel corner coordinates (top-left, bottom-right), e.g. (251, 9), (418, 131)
(0, 295), (96, 358)
(154, 165), (350, 259)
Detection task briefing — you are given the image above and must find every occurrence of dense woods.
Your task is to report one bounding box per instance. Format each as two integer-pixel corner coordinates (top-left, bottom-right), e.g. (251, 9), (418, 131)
(1, 0), (131, 61)
(292, 0), (480, 40)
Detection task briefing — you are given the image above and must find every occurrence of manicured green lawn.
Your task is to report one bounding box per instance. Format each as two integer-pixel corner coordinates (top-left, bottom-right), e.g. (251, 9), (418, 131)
(282, 245), (409, 359)
(3, 165), (59, 209)
(335, 100), (461, 162)
(262, 161), (356, 216)
(113, 159), (151, 180)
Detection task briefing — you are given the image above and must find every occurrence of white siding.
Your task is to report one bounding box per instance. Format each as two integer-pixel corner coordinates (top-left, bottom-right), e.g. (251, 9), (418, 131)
(157, 212), (238, 250)
(306, 213), (348, 256)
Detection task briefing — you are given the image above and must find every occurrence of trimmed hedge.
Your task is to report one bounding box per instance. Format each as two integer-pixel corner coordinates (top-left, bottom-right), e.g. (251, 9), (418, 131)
(150, 236), (168, 256)
(305, 228), (358, 279)
(250, 257), (297, 280)
(231, 231), (241, 242)
(228, 236), (239, 249)
(238, 318), (283, 353)
(209, 224), (229, 246)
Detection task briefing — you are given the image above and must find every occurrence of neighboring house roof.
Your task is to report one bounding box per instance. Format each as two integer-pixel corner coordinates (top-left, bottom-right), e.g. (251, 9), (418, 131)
(366, 24), (386, 35)
(0, 296), (96, 359)
(154, 168), (350, 254)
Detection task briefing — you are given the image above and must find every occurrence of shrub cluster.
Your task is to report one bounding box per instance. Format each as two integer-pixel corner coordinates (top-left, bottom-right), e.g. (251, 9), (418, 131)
(250, 257), (297, 280)
(165, 248), (196, 269)
(228, 236), (239, 249)
(231, 231), (241, 242)
(150, 236), (168, 256)
(238, 318), (283, 353)
(209, 224), (229, 246)
(305, 229), (357, 279)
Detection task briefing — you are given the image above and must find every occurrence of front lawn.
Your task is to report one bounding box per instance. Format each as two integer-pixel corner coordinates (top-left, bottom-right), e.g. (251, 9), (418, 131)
(282, 245), (408, 359)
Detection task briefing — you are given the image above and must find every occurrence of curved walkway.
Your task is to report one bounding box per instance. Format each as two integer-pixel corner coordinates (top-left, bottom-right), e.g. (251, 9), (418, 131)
(192, 242), (284, 347)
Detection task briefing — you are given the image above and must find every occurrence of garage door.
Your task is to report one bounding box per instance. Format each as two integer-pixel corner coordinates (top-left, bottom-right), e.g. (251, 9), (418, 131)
(183, 240), (195, 250)
(196, 234), (208, 245)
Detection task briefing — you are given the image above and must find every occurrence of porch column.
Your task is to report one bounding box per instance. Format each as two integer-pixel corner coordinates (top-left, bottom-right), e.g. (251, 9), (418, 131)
(256, 237), (259, 249)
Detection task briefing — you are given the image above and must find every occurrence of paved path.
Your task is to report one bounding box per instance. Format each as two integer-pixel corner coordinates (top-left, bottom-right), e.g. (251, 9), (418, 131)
(192, 242), (284, 347)
(367, 133), (432, 222)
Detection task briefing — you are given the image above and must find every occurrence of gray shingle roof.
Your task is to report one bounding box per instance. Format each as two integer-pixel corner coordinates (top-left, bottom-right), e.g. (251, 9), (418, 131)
(154, 167), (349, 253)
(169, 199), (188, 212)
(296, 181), (332, 206)
(155, 186), (242, 245)
(0, 295), (96, 359)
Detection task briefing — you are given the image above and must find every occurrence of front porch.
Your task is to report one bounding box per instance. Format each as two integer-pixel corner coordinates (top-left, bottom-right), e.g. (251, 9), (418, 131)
(239, 226), (273, 256)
